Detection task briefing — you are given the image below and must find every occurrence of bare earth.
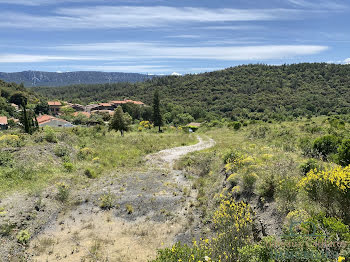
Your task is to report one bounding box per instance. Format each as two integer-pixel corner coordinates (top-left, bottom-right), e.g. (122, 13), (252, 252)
(19, 135), (215, 262)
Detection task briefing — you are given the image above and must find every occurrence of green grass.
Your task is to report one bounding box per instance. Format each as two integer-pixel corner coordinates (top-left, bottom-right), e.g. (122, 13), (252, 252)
(0, 126), (196, 196)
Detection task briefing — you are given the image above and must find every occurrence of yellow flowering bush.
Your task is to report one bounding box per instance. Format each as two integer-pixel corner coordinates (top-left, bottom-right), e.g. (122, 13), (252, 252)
(0, 134), (20, 146)
(78, 147), (94, 160)
(298, 165), (350, 219)
(152, 196), (253, 262)
(139, 121), (153, 129)
(210, 196), (254, 261)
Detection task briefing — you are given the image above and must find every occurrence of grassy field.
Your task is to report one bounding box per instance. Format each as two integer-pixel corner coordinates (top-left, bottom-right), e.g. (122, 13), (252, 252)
(0, 126), (196, 196)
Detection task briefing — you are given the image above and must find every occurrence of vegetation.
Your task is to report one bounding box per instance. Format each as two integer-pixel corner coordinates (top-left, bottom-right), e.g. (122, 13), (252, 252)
(109, 106), (132, 136)
(155, 116), (350, 261)
(153, 89), (163, 132)
(33, 63), (350, 122)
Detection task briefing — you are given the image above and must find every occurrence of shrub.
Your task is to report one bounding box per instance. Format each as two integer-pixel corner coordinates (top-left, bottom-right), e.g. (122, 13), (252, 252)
(152, 241), (209, 262)
(337, 139), (350, 167)
(227, 173), (240, 187)
(54, 144), (70, 157)
(78, 147), (94, 160)
(298, 166), (350, 220)
(242, 173), (258, 192)
(0, 134), (20, 147)
(84, 168), (97, 179)
(44, 127), (57, 143)
(63, 162), (74, 172)
(312, 135), (340, 160)
(125, 204), (134, 214)
(299, 159), (320, 176)
(210, 196), (253, 260)
(223, 149), (242, 164)
(233, 121), (242, 130)
(16, 230), (31, 245)
(0, 151), (13, 167)
(56, 183), (69, 202)
(99, 192), (114, 210)
(299, 137), (313, 157)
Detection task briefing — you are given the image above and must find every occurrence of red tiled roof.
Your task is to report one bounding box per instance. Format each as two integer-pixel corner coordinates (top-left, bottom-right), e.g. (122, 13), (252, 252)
(99, 103), (112, 107)
(48, 101), (62, 106)
(37, 115), (54, 124)
(110, 100), (126, 104)
(0, 116), (8, 125)
(133, 101), (145, 105)
(73, 112), (91, 118)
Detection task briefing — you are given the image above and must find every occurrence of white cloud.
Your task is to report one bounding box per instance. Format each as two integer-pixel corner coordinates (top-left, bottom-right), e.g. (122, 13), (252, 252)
(56, 42), (328, 60)
(0, 0), (99, 5)
(0, 43), (328, 64)
(0, 54), (109, 63)
(287, 0), (346, 9)
(344, 58), (350, 64)
(67, 65), (170, 73)
(0, 6), (302, 30)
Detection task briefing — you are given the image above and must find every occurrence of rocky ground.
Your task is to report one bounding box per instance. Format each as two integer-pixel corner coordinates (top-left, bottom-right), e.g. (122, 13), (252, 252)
(0, 136), (215, 262)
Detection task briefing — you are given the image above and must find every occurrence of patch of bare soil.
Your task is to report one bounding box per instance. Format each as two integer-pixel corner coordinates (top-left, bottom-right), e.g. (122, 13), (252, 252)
(0, 135), (215, 262)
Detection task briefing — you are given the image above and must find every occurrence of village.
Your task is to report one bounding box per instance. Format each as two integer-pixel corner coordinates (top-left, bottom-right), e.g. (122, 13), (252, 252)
(0, 99), (146, 129)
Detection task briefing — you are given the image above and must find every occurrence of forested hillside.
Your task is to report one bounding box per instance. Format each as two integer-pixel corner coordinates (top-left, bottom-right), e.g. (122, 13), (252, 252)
(0, 80), (41, 118)
(32, 63), (350, 121)
(0, 71), (155, 87)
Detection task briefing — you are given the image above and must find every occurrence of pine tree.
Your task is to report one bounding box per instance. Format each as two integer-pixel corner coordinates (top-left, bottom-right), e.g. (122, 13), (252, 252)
(109, 106), (131, 136)
(153, 89), (162, 132)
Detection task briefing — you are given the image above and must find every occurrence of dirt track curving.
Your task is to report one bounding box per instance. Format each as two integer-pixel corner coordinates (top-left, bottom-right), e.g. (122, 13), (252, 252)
(19, 135), (215, 262)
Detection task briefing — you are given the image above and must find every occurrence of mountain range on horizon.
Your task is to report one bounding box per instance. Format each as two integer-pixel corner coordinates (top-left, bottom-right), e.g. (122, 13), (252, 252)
(0, 71), (156, 87)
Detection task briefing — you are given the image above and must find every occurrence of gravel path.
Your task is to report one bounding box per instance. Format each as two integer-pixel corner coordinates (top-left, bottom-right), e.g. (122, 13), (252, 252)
(146, 135), (216, 168)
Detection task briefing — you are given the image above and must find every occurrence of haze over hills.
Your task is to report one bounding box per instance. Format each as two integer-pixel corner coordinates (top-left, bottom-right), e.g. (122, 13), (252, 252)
(0, 71), (156, 87)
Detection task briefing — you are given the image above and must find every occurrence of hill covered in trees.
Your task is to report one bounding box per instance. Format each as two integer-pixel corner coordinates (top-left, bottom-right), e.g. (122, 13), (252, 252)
(32, 63), (350, 121)
(0, 71), (156, 87)
(0, 80), (42, 118)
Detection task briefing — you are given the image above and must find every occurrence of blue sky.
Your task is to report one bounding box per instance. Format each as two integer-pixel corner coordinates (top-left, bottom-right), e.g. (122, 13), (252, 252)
(0, 0), (349, 74)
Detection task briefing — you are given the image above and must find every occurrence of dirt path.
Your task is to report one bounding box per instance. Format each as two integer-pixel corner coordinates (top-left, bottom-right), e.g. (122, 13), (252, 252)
(24, 135), (215, 262)
(146, 136), (215, 169)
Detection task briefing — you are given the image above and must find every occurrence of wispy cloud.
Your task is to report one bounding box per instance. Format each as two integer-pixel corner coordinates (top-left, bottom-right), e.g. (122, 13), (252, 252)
(0, 6), (302, 30)
(286, 0), (346, 9)
(0, 43), (328, 64)
(0, 54), (108, 63)
(0, 0), (100, 6)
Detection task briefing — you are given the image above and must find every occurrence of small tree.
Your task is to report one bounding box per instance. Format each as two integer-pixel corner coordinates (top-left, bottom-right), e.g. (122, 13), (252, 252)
(10, 92), (38, 134)
(109, 106), (131, 136)
(153, 89), (163, 132)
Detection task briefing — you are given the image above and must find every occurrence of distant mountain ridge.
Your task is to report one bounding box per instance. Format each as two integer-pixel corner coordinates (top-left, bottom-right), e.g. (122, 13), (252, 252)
(0, 71), (156, 87)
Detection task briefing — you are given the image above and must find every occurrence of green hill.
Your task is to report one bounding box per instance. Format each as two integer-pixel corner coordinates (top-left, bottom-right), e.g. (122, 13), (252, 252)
(0, 80), (42, 118)
(32, 63), (350, 121)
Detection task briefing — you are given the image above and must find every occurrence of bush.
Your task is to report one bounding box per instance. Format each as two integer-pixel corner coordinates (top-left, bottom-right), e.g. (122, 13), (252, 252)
(99, 192), (114, 210)
(56, 183), (69, 202)
(242, 173), (258, 192)
(299, 137), (313, 157)
(84, 168), (97, 179)
(125, 204), (134, 214)
(299, 159), (320, 175)
(44, 127), (57, 143)
(312, 135), (340, 160)
(337, 139), (350, 167)
(63, 162), (74, 172)
(0, 151), (13, 167)
(54, 144), (70, 157)
(78, 147), (94, 160)
(16, 230), (31, 245)
(298, 165), (350, 220)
